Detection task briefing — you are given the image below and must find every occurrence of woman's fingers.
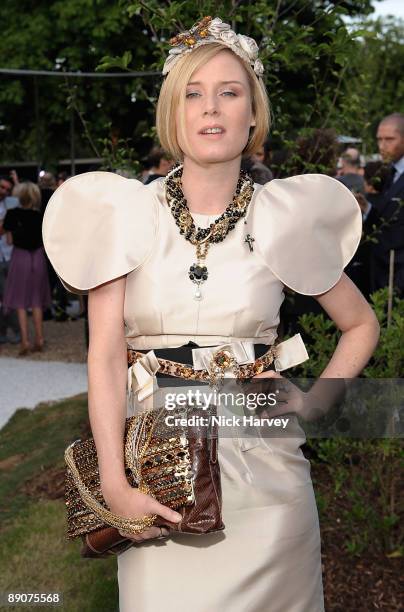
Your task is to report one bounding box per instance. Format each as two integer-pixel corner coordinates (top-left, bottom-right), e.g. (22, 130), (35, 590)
(253, 371), (290, 406)
(146, 497), (182, 525)
(252, 370), (282, 380)
(117, 495), (181, 543)
(112, 490), (182, 544)
(118, 525), (171, 542)
(251, 371), (309, 417)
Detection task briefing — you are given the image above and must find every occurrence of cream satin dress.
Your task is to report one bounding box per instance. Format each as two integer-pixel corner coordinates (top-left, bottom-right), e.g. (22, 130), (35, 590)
(42, 171), (362, 612)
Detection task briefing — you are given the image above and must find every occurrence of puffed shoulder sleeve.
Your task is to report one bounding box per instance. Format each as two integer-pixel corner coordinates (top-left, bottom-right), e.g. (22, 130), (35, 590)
(42, 171), (158, 294)
(252, 174), (362, 295)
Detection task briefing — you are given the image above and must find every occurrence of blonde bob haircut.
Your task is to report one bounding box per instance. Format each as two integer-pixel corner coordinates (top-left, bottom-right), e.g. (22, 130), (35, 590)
(156, 43), (270, 161)
(16, 181), (42, 211)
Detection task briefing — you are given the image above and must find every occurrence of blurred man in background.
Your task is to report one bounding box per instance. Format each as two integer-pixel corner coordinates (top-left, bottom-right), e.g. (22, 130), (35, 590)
(370, 113), (404, 296)
(337, 149), (365, 193)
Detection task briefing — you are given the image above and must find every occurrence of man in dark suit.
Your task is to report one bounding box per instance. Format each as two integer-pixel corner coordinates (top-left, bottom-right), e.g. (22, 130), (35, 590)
(368, 113), (404, 297)
(346, 162), (390, 300)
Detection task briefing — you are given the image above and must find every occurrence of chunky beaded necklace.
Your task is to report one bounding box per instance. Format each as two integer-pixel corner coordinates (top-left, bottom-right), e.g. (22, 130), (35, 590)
(164, 164), (255, 300)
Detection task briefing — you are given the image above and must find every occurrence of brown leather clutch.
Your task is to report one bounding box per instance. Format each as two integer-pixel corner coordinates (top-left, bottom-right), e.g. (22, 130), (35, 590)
(64, 405), (224, 558)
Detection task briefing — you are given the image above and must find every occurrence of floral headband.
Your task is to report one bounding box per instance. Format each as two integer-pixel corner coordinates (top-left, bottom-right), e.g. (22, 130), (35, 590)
(162, 16), (264, 78)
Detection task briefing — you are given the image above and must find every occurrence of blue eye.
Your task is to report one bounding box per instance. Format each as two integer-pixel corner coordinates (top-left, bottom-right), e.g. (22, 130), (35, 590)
(186, 92), (200, 98)
(221, 91), (237, 97)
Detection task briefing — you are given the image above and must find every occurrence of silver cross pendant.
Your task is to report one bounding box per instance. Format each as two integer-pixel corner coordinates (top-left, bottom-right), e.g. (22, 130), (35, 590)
(244, 234), (255, 252)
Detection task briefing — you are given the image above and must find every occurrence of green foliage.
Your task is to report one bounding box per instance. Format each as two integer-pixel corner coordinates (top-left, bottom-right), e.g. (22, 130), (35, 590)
(1, 0), (402, 167)
(0, 0), (158, 165)
(341, 16), (404, 150)
(296, 287), (404, 556)
(310, 437), (403, 556)
(97, 50), (133, 72)
(295, 312), (340, 377)
(294, 287), (404, 378)
(364, 288), (404, 377)
(98, 133), (141, 175)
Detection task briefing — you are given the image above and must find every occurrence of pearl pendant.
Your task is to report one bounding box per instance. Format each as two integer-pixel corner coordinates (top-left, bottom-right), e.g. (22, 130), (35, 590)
(189, 261), (207, 301)
(194, 286), (203, 301)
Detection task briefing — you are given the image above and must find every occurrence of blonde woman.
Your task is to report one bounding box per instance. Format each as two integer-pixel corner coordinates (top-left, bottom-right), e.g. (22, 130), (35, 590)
(43, 17), (379, 612)
(2, 181), (51, 355)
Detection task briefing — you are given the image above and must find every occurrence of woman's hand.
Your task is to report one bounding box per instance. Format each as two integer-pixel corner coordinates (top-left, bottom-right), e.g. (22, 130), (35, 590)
(252, 370), (325, 422)
(103, 483), (182, 543)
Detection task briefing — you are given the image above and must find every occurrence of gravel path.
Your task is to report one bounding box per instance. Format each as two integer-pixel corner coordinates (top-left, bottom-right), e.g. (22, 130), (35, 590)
(0, 316), (88, 430)
(0, 357), (88, 430)
(0, 317), (88, 363)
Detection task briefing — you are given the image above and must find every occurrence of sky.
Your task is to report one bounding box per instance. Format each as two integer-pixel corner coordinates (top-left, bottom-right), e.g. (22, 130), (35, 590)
(371, 0), (404, 19)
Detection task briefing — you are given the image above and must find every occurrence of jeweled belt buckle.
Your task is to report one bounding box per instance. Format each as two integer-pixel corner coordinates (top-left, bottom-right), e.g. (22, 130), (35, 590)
(209, 348), (239, 389)
(213, 349), (234, 370)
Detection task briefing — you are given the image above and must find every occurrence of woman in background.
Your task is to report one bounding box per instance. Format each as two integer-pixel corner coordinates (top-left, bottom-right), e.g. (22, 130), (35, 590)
(1, 181), (51, 355)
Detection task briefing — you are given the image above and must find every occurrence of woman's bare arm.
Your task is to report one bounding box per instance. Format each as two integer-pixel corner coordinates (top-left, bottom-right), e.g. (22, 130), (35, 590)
(313, 272), (380, 377)
(87, 276), (129, 499)
(87, 275), (181, 541)
(306, 272), (380, 411)
(255, 273), (380, 417)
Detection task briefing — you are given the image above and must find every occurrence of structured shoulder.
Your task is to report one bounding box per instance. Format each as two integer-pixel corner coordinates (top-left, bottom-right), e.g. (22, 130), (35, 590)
(42, 171), (158, 294)
(251, 173), (363, 295)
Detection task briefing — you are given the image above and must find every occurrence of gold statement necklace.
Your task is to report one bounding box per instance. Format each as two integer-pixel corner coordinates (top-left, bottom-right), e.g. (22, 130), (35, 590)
(164, 164), (255, 300)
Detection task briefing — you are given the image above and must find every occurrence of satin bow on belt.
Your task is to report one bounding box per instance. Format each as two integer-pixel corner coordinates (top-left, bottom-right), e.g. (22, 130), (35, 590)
(191, 333), (309, 375)
(273, 333), (309, 371)
(127, 350), (160, 402)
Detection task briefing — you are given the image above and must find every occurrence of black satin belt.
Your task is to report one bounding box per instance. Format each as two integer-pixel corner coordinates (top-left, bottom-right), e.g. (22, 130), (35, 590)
(136, 340), (270, 361)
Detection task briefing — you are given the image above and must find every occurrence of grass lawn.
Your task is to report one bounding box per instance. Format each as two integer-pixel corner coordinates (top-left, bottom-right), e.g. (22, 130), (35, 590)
(0, 396), (118, 612)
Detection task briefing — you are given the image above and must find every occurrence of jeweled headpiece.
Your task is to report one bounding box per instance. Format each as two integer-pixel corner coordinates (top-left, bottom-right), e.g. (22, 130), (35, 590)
(162, 16), (264, 78)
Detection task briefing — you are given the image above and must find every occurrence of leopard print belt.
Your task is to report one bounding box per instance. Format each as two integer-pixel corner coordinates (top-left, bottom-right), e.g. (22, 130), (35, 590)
(127, 344), (278, 383)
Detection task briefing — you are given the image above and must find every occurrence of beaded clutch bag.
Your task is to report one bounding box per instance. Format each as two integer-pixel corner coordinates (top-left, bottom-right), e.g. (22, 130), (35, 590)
(64, 405), (224, 557)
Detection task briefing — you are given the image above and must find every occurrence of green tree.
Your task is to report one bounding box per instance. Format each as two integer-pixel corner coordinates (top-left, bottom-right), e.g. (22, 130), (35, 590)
(337, 16), (404, 152)
(0, 0), (400, 169)
(0, 0), (158, 166)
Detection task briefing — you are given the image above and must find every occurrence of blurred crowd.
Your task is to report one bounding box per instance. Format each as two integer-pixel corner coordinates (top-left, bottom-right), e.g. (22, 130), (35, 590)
(0, 112), (403, 355)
